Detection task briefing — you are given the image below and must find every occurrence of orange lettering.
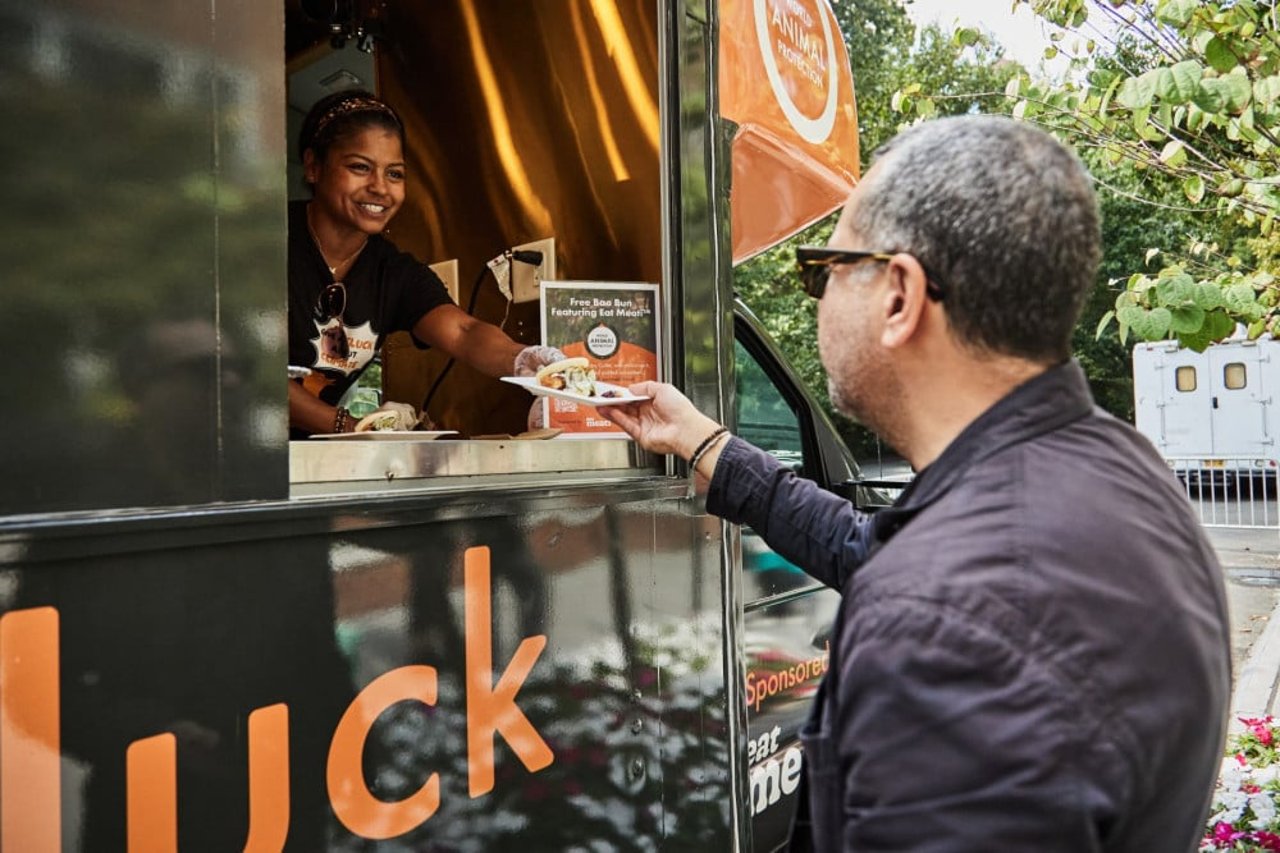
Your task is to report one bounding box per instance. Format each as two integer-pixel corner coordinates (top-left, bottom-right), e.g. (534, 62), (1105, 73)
(0, 542), (557, 848)
(127, 734), (177, 853)
(327, 666), (440, 839)
(0, 607), (60, 853)
(245, 704), (290, 852)
(464, 547), (553, 797)
(123, 705), (290, 852)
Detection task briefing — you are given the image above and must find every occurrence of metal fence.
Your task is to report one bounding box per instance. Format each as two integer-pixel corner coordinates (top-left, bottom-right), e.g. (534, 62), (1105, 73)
(855, 456), (1280, 529)
(1166, 457), (1280, 529)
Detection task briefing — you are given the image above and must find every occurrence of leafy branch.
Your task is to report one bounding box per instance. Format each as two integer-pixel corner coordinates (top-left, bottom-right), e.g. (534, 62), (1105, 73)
(897, 0), (1280, 350)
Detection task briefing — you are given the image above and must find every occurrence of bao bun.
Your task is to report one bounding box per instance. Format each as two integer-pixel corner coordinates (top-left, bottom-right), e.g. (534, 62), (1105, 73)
(354, 402), (419, 432)
(354, 411), (399, 432)
(535, 357), (590, 385)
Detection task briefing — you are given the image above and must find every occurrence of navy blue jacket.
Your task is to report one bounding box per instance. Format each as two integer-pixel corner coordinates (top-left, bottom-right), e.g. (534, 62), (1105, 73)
(709, 361), (1230, 852)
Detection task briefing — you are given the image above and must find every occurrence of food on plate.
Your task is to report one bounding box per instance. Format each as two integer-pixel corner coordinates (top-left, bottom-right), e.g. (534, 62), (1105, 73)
(355, 401), (421, 432)
(535, 357), (598, 397)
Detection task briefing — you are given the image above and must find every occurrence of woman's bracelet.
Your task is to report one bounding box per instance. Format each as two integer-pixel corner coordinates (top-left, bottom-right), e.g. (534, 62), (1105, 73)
(333, 406), (351, 434)
(688, 426), (730, 473)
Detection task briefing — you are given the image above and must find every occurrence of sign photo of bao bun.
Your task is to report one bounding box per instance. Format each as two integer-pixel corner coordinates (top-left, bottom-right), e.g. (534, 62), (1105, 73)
(538, 282), (661, 437)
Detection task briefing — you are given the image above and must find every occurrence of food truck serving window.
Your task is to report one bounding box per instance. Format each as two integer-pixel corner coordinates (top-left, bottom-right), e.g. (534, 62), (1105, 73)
(0, 1), (670, 517)
(284, 1), (665, 492)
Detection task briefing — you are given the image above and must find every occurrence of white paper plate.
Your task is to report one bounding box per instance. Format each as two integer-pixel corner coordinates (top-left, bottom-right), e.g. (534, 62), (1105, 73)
(311, 430), (458, 441)
(500, 376), (650, 406)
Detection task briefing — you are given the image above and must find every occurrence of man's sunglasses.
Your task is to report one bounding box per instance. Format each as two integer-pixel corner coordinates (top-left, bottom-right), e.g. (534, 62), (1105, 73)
(796, 246), (947, 302)
(314, 281), (350, 360)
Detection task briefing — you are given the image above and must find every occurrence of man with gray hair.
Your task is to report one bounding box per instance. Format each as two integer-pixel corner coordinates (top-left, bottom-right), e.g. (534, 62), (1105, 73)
(602, 115), (1230, 850)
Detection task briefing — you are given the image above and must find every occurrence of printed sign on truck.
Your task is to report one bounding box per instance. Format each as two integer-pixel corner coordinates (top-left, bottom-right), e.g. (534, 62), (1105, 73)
(540, 282), (661, 437)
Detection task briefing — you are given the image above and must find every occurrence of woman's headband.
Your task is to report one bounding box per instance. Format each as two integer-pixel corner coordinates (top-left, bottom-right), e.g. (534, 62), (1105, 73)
(312, 96), (401, 141)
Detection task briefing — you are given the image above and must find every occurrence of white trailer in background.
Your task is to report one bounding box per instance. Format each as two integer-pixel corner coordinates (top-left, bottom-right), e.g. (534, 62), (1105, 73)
(1133, 337), (1280, 488)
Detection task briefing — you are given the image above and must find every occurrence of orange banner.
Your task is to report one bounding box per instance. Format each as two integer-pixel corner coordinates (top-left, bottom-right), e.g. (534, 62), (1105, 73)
(720, 0), (860, 264)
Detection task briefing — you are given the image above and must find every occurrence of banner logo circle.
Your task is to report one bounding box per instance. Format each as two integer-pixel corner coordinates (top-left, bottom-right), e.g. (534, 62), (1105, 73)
(752, 0), (840, 145)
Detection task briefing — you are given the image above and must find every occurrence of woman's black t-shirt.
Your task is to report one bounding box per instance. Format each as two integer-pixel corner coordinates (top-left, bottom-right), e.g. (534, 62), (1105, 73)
(288, 201), (453, 433)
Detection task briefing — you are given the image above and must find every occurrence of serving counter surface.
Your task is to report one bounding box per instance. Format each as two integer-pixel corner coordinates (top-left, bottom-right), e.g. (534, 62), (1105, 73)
(290, 438), (653, 495)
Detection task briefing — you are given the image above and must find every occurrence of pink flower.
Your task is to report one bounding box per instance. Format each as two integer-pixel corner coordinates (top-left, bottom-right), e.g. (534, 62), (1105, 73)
(1212, 821), (1243, 843)
(1237, 751), (1250, 766)
(1240, 715), (1278, 745)
(1253, 830), (1280, 851)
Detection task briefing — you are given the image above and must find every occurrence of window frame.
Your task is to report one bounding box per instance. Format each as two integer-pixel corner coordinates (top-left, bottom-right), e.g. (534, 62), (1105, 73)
(1175, 365), (1197, 393)
(731, 314), (825, 486)
(283, 7), (673, 495)
(1223, 362), (1247, 391)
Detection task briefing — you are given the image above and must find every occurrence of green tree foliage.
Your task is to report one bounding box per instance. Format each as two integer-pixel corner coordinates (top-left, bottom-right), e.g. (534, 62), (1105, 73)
(830, 0), (917, 166)
(1006, 0), (1280, 350)
(896, 26), (1258, 414)
(1076, 46), (1255, 417)
(1076, 151), (1224, 418)
(886, 25), (1021, 125)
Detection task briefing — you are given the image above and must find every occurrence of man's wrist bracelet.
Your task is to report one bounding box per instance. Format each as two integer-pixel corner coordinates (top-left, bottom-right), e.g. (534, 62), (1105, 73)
(334, 406), (350, 434)
(689, 426), (730, 472)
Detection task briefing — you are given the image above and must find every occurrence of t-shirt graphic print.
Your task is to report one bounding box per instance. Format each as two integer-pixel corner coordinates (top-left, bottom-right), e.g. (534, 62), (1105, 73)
(311, 318), (377, 376)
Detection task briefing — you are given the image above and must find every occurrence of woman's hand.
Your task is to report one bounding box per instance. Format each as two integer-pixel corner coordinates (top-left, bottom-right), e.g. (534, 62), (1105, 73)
(596, 382), (723, 459)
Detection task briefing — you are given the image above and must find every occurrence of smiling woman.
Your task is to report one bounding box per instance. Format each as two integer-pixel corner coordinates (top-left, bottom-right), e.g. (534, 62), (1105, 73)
(287, 89), (563, 437)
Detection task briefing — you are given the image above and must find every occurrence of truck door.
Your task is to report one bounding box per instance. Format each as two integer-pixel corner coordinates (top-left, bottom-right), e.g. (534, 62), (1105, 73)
(1156, 346), (1214, 457)
(732, 307), (850, 852)
(1209, 345), (1268, 458)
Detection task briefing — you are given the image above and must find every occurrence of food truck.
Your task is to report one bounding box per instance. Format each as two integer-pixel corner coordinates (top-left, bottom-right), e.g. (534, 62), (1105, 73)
(0, 0), (870, 849)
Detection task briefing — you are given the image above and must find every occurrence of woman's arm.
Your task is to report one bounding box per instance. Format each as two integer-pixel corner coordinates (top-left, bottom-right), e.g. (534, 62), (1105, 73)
(289, 380), (349, 434)
(412, 304), (525, 378)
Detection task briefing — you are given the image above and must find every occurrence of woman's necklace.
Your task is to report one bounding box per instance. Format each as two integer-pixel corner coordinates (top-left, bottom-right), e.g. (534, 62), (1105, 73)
(306, 207), (367, 278)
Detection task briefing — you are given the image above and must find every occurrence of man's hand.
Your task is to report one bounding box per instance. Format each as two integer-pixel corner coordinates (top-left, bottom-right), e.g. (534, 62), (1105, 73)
(596, 382), (723, 460)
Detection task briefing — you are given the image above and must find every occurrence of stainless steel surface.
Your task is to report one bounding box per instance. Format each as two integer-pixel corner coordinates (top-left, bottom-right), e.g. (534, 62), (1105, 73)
(2, 0), (288, 516)
(672, 2), (748, 848)
(290, 438), (656, 494)
(676, 5), (735, 431)
(659, 0), (678, 481)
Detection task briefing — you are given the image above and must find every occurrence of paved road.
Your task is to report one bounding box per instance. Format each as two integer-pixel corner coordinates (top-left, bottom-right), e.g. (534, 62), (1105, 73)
(1207, 526), (1280, 685)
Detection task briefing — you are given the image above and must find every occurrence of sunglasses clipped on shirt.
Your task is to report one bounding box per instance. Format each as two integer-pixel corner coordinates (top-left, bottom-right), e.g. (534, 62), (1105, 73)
(314, 281), (350, 360)
(795, 246), (947, 302)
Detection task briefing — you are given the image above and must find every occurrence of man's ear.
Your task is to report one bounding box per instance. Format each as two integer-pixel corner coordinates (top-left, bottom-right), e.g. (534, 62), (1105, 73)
(880, 254), (932, 350)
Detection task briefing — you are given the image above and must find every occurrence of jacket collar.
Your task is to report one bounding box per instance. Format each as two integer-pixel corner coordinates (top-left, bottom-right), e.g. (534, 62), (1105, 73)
(871, 359), (1095, 542)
